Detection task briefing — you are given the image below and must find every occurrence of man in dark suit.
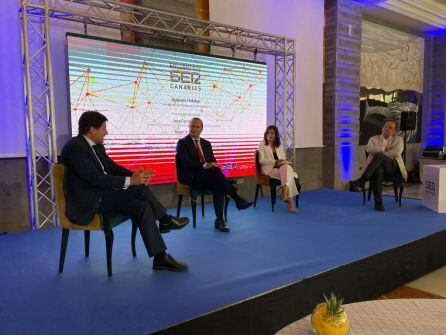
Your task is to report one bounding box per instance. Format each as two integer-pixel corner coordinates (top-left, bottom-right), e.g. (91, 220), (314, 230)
(61, 111), (189, 271)
(176, 118), (252, 232)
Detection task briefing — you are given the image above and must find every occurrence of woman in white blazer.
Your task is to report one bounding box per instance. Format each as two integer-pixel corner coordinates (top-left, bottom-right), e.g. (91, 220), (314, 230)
(258, 125), (299, 212)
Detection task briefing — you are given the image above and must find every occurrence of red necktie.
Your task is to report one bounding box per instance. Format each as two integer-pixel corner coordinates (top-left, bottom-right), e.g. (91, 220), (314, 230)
(194, 139), (205, 163)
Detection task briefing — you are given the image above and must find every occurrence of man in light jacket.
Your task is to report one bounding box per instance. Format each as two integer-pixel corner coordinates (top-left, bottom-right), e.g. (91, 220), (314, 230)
(349, 119), (407, 211)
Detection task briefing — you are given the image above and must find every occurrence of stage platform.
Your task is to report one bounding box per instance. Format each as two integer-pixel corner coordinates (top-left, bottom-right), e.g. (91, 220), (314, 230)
(1, 189), (446, 335)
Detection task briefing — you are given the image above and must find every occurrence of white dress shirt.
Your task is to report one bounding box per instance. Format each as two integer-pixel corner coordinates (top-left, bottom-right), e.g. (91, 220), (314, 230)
(381, 135), (391, 150)
(83, 135), (130, 188)
(191, 136), (207, 168)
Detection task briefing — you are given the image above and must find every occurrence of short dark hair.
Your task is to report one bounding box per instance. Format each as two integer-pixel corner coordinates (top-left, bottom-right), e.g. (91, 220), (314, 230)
(383, 118), (398, 129)
(78, 111), (108, 134)
(263, 125), (281, 147)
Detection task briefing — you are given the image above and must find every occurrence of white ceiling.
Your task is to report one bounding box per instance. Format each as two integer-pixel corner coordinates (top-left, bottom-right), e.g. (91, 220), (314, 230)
(363, 0), (446, 33)
(379, 0), (446, 28)
(433, 0), (446, 6)
(362, 20), (422, 52)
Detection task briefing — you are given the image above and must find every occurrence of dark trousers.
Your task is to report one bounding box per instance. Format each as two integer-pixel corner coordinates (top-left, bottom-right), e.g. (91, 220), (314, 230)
(98, 185), (167, 257)
(362, 152), (399, 204)
(191, 167), (239, 219)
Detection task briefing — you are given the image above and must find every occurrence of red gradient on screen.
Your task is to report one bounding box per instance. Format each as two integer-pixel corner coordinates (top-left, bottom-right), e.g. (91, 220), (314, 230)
(105, 136), (260, 184)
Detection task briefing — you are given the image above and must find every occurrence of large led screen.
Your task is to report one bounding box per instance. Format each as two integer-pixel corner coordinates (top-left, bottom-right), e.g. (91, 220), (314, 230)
(67, 34), (267, 184)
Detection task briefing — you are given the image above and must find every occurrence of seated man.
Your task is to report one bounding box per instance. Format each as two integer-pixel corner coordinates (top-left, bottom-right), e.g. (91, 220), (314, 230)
(176, 117), (252, 232)
(349, 119), (407, 211)
(61, 111), (189, 271)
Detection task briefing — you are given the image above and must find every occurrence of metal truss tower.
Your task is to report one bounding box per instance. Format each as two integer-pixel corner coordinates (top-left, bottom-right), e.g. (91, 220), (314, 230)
(20, 0), (295, 229)
(21, 0), (58, 230)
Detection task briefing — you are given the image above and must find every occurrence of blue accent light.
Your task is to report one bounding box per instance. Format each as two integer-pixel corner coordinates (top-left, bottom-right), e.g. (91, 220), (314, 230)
(340, 142), (353, 180)
(1, 0), (27, 156)
(337, 113), (355, 180)
(424, 29), (446, 35)
(351, 0), (386, 6)
(424, 32), (446, 148)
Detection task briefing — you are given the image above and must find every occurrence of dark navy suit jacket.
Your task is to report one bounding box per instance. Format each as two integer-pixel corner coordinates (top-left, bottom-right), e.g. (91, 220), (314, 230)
(60, 134), (132, 226)
(176, 135), (216, 185)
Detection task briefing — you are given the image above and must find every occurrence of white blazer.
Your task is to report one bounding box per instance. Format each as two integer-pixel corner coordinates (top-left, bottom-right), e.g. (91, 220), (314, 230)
(258, 141), (287, 176)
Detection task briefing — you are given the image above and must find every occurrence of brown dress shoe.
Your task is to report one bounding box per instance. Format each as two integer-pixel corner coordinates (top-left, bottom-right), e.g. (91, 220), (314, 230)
(349, 178), (365, 192)
(159, 216), (190, 233)
(235, 199), (253, 210)
(214, 218), (230, 232)
(153, 254), (188, 271)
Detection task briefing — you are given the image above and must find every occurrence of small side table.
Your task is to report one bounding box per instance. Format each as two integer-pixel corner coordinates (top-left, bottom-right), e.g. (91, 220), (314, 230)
(276, 299), (446, 335)
(422, 165), (446, 213)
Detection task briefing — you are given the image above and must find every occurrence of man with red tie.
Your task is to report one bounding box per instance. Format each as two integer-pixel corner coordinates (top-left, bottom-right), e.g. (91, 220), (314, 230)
(176, 118), (252, 232)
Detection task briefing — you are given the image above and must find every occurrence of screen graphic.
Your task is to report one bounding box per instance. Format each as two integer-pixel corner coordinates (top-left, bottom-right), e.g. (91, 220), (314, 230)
(67, 35), (267, 184)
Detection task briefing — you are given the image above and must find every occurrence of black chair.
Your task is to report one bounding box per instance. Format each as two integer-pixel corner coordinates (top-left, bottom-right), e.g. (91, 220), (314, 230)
(253, 150), (301, 211)
(175, 155), (231, 228)
(362, 152), (404, 207)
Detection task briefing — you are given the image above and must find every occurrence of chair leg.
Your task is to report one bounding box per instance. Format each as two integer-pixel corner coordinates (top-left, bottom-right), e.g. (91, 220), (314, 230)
(176, 195), (183, 217)
(254, 184), (260, 207)
(224, 196), (230, 222)
(260, 186), (263, 197)
(367, 183), (372, 202)
(393, 182), (398, 203)
(131, 220), (137, 257)
(58, 228), (70, 273)
(362, 189), (366, 206)
(399, 184), (404, 208)
(201, 195), (205, 217)
(295, 178), (301, 209)
(104, 230), (114, 277)
(270, 185), (276, 212)
(191, 197), (197, 228)
(84, 230), (90, 258)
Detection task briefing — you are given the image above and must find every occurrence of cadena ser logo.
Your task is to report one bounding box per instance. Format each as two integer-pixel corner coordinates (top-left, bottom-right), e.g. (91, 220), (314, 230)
(170, 63), (202, 91)
(425, 180), (436, 195)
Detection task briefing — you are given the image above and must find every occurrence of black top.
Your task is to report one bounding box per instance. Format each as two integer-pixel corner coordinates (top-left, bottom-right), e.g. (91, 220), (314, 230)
(273, 151), (279, 160)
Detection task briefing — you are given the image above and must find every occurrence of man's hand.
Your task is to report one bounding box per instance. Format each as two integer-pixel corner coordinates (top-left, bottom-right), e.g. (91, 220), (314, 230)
(275, 159), (288, 166)
(203, 162), (218, 169)
(141, 169), (152, 184)
(384, 146), (393, 152)
(130, 167), (152, 185)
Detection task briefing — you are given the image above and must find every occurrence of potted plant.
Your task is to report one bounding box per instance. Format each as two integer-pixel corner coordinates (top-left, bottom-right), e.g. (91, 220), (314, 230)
(311, 292), (350, 335)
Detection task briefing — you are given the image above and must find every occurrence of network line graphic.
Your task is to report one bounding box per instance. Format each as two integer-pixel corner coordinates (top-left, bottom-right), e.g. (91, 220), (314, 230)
(209, 66), (265, 122)
(70, 63), (265, 132)
(67, 35), (267, 184)
(70, 61), (176, 136)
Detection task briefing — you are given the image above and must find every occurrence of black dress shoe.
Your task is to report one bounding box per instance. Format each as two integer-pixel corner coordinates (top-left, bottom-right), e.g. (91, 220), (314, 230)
(374, 203), (385, 211)
(159, 215), (190, 233)
(153, 254), (188, 271)
(158, 226), (170, 234)
(349, 178), (365, 192)
(235, 199), (253, 210)
(214, 218), (230, 232)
